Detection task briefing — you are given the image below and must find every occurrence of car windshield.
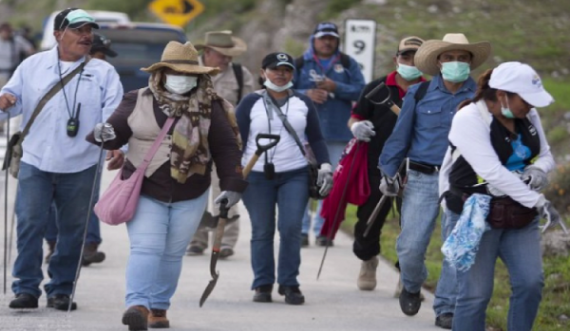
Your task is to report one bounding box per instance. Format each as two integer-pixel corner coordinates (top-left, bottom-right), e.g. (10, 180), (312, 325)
(100, 28), (185, 67)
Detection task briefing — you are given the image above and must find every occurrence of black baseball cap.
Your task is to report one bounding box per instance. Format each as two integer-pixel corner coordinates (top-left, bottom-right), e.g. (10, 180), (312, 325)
(54, 8), (100, 31)
(313, 22), (339, 39)
(91, 34), (117, 57)
(261, 52), (295, 70)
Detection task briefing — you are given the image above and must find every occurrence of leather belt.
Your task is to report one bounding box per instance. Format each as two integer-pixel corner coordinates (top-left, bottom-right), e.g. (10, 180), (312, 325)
(408, 161), (440, 174)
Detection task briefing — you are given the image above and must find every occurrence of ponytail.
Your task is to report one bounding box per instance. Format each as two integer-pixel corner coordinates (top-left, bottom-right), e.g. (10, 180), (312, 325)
(457, 68), (495, 111)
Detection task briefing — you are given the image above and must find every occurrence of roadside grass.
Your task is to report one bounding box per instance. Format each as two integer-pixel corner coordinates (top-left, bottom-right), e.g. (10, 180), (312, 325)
(342, 204), (570, 331)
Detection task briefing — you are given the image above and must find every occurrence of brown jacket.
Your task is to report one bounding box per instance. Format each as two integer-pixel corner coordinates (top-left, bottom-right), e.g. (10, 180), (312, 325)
(87, 88), (247, 202)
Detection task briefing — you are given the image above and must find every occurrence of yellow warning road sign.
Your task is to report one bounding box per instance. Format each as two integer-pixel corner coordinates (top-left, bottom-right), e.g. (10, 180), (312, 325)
(149, 0), (205, 27)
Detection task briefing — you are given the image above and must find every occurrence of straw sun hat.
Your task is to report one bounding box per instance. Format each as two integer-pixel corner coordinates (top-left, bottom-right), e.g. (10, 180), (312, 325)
(414, 33), (492, 76)
(194, 30), (247, 57)
(141, 41), (219, 75)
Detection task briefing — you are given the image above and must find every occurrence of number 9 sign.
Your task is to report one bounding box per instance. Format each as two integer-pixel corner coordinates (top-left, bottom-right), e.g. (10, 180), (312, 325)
(344, 19), (377, 83)
(353, 40), (365, 54)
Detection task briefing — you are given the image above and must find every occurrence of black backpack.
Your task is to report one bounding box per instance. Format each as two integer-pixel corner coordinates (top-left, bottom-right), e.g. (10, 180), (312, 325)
(294, 52), (351, 72)
(231, 63), (244, 103)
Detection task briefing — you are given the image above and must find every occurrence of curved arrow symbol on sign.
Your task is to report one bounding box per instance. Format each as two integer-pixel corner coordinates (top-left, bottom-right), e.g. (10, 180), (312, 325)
(182, 0), (194, 14)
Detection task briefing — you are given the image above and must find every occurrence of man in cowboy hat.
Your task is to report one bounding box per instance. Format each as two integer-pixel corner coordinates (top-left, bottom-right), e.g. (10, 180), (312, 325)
(294, 21), (365, 247)
(0, 7), (123, 310)
(378, 33), (491, 328)
(187, 30), (254, 259)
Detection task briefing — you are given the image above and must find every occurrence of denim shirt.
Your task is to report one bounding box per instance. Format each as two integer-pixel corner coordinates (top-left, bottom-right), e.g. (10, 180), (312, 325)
(379, 74), (476, 177)
(0, 47), (123, 173)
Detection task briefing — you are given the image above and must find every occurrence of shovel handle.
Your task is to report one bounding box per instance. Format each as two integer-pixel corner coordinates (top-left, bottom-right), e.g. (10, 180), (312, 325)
(365, 82), (400, 115)
(242, 154), (260, 178)
(255, 133), (280, 154)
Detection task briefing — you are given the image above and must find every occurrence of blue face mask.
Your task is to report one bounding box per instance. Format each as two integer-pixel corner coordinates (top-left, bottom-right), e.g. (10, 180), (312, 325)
(501, 97), (515, 119)
(397, 64), (422, 81)
(440, 61), (470, 83)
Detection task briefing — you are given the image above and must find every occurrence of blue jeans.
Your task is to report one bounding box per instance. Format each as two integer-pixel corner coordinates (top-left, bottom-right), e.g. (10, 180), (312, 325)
(12, 162), (97, 298)
(242, 168), (309, 289)
(45, 176), (102, 245)
(397, 170), (456, 316)
(125, 192), (208, 310)
(434, 208), (460, 315)
(302, 141), (346, 236)
(453, 218), (543, 331)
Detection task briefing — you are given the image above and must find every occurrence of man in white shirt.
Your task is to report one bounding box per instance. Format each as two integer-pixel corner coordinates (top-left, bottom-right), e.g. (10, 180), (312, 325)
(0, 8), (123, 311)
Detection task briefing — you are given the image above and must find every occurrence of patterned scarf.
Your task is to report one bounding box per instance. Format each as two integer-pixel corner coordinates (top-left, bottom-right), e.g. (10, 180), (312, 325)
(148, 71), (241, 183)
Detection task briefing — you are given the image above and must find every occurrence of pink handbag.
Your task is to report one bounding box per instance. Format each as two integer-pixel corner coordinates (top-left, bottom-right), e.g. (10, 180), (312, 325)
(94, 117), (175, 225)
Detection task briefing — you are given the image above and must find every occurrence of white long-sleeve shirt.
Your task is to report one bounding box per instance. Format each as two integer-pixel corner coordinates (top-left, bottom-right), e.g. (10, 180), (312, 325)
(440, 100), (555, 209)
(0, 47), (123, 173)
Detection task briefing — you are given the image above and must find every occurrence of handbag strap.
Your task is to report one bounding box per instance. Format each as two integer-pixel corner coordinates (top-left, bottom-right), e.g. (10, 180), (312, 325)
(138, 117), (175, 170)
(21, 58), (90, 139)
(264, 91), (307, 157)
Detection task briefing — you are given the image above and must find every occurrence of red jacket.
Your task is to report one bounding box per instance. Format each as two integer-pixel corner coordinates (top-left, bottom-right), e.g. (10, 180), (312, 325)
(320, 139), (370, 239)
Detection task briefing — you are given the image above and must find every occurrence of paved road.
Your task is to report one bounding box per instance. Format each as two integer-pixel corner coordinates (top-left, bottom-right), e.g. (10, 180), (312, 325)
(0, 167), (441, 331)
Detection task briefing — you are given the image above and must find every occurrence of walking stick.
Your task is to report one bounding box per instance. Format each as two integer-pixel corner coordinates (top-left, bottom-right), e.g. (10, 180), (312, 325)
(316, 141), (361, 280)
(68, 129), (109, 312)
(3, 113), (10, 294)
(199, 133), (280, 307)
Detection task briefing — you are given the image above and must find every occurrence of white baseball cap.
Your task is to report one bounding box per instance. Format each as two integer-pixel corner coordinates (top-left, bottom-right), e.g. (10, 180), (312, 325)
(489, 61), (554, 107)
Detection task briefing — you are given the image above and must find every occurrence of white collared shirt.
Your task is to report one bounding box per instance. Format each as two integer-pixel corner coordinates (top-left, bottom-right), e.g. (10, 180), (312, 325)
(0, 47), (123, 173)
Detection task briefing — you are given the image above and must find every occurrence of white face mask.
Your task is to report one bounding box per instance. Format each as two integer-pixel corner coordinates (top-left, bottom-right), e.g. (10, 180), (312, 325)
(264, 79), (292, 92)
(164, 74), (198, 94)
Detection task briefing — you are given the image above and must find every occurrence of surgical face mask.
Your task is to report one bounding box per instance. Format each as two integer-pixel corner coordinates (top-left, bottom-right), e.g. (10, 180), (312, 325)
(440, 61), (470, 83)
(264, 78), (292, 92)
(397, 63), (422, 81)
(164, 74), (198, 95)
(500, 97), (515, 119)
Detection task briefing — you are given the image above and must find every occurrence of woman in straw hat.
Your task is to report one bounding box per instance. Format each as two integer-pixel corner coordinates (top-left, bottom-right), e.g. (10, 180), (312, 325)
(378, 33), (491, 328)
(87, 41), (247, 330)
(439, 62), (560, 330)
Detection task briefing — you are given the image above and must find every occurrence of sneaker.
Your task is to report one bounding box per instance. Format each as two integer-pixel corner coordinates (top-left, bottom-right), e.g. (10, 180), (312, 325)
(399, 287), (421, 316)
(82, 242), (106, 266)
(278, 285), (305, 305)
(149, 309), (170, 328)
(253, 284), (273, 303)
(186, 245), (205, 256)
(122, 305), (149, 331)
(301, 234), (309, 248)
(357, 256), (379, 291)
(316, 235), (334, 247)
(219, 247), (234, 259)
(435, 313), (453, 329)
(47, 294), (77, 311)
(9, 293), (38, 309)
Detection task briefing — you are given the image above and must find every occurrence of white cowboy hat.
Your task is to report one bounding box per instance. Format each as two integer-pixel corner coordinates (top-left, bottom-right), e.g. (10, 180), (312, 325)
(141, 41), (219, 75)
(194, 30), (247, 57)
(415, 33), (492, 76)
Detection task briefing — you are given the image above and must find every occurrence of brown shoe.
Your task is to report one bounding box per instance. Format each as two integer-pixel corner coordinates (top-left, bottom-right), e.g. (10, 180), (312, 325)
(122, 305), (149, 331)
(149, 309), (170, 328)
(82, 242), (106, 266)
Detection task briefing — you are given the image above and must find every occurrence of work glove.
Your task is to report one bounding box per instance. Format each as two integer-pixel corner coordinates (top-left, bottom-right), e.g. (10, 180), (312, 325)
(93, 123), (116, 143)
(522, 165), (548, 191)
(214, 191), (242, 209)
(350, 120), (376, 142)
(317, 163), (333, 196)
(535, 197), (568, 235)
(379, 175), (400, 197)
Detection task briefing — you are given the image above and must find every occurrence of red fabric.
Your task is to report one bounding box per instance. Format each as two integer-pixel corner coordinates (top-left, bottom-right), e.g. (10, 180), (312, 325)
(319, 139), (370, 239)
(386, 71), (427, 99)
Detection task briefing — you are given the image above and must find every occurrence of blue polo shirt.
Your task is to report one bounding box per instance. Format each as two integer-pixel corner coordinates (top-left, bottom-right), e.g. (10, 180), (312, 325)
(379, 74), (476, 177)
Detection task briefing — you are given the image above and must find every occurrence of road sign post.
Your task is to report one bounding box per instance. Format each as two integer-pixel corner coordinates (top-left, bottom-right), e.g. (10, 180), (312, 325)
(149, 0), (204, 27)
(343, 19), (377, 83)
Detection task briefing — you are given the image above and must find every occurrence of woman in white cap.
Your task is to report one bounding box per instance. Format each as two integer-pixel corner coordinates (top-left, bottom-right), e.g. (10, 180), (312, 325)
(88, 41), (247, 330)
(439, 62), (560, 331)
(236, 52), (332, 305)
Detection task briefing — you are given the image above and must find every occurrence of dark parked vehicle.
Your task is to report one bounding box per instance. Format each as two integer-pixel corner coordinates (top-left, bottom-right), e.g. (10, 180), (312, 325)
(98, 22), (187, 92)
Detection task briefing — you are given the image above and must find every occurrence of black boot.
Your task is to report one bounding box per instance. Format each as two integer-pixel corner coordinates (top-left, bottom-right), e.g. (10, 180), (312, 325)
(278, 285), (305, 305)
(47, 294), (77, 311)
(253, 284), (273, 303)
(399, 287), (421, 316)
(9, 293), (38, 309)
